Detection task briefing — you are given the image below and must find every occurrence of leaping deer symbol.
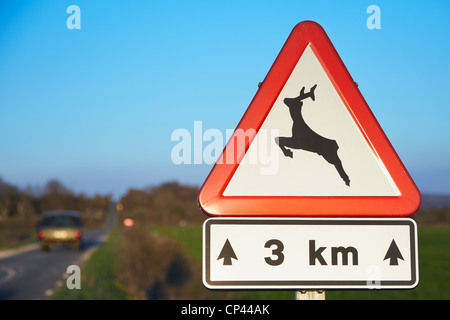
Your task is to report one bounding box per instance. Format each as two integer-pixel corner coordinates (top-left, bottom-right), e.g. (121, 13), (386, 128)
(275, 84), (350, 186)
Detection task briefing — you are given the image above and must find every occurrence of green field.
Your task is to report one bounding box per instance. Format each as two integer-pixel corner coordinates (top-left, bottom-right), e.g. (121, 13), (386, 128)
(53, 224), (449, 300)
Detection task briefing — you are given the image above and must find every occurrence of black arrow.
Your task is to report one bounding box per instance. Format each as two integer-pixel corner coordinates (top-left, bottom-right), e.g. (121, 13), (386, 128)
(384, 239), (404, 266)
(217, 239), (238, 266)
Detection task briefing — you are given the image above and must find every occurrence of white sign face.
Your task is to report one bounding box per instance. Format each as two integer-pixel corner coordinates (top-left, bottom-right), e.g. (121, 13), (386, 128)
(222, 45), (399, 197)
(203, 218), (418, 289)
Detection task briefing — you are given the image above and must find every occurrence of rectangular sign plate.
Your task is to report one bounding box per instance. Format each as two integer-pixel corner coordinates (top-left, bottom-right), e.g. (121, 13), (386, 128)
(203, 218), (418, 290)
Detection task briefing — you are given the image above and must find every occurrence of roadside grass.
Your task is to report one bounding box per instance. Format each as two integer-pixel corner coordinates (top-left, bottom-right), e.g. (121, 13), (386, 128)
(52, 229), (133, 300)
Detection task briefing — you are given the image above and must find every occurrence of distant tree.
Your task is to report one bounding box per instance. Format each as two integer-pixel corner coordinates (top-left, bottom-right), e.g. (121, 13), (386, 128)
(43, 179), (74, 195)
(39, 179), (78, 212)
(0, 177), (20, 221)
(0, 177), (111, 229)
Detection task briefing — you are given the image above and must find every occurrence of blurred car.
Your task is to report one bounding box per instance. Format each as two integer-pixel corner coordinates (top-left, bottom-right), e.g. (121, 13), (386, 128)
(36, 210), (83, 252)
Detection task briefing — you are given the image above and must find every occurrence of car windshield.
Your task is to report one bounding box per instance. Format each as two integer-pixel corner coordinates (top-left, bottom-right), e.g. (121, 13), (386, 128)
(40, 216), (82, 227)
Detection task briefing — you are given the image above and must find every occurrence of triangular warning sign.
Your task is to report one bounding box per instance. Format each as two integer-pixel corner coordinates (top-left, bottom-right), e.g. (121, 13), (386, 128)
(198, 21), (421, 217)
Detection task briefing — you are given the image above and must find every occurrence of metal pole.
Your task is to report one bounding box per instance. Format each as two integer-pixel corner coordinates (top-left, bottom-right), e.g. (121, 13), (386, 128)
(295, 290), (325, 300)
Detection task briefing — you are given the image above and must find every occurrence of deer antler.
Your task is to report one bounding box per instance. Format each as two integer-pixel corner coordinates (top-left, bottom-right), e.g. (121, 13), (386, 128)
(299, 84), (317, 101)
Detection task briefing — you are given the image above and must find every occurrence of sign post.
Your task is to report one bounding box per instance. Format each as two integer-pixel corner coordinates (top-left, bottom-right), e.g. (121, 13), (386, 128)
(295, 290), (325, 300)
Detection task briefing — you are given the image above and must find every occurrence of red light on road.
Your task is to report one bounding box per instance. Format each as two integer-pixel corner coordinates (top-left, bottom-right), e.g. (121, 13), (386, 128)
(38, 231), (45, 239)
(123, 218), (134, 227)
(75, 230), (82, 238)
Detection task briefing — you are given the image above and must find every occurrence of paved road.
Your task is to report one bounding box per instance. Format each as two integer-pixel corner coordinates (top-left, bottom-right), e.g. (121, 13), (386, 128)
(0, 209), (115, 300)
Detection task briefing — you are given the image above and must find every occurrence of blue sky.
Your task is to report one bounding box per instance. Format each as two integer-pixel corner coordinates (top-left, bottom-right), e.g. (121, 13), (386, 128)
(0, 0), (449, 199)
